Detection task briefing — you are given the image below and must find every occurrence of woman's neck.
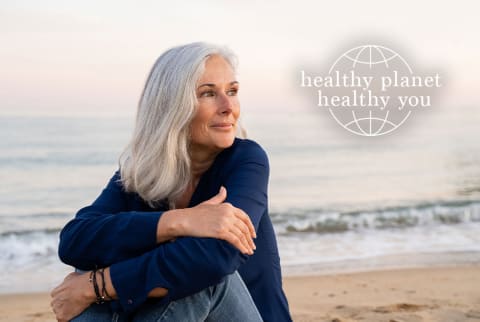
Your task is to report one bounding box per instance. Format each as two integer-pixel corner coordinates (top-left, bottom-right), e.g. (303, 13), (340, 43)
(189, 144), (220, 181)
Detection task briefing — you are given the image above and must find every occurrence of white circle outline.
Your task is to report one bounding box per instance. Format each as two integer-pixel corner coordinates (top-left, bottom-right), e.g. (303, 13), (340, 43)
(326, 45), (414, 137)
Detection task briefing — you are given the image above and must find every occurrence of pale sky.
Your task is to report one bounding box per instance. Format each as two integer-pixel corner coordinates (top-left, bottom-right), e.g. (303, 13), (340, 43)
(1, 0), (479, 117)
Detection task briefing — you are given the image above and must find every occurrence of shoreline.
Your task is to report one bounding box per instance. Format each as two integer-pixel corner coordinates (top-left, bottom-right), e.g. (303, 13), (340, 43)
(2, 250), (479, 296)
(1, 264), (479, 322)
(281, 250), (480, 277)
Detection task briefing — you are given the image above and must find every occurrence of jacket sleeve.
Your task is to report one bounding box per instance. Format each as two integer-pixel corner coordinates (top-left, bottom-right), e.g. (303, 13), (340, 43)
(58, 171), (164, 270)
(109, 142), (270, 312)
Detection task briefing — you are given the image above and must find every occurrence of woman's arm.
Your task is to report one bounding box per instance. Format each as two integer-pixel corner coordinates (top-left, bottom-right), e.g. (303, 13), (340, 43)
(58, 171), (164, 269)
(107, 142), (270, 312)
(59, 174), (256, 270)
(58, 140), (269, 313)
(52, 192), (256, 321)
(157, 187), (256, 254)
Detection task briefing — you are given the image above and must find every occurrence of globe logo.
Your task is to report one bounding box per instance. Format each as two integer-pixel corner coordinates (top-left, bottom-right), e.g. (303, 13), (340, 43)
(300, 44), (441, 137)
(327, 45), (412, 136)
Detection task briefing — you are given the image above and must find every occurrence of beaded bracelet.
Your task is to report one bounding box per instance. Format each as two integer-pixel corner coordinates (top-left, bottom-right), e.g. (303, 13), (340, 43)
(89, 269), (104, 304)
(99, 268), (113, 301)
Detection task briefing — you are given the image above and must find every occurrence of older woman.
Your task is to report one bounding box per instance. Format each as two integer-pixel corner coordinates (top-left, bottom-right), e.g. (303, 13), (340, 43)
(51, 42), (292, 322)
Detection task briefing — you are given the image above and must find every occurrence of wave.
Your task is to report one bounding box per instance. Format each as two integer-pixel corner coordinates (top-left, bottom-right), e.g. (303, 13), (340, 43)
(2, 199), (479, 271)
(0, 210), (71, 219)
(0, 211), (71, 235)
(0, 153), (118, 167)
(271, 200), (480, 234)
(0, 229), (60, 269)
(0, 228), (61, 237)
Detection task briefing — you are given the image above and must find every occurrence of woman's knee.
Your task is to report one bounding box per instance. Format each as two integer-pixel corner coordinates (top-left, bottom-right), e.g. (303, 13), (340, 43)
(132, 272), (262, 322)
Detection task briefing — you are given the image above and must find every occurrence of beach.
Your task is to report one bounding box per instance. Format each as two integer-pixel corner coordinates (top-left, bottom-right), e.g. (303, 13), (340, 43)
(2, 0), (480, 319)
(284, 265), (480, 322)
(1, 265), (479, 322)
(1, 115), (479, 321)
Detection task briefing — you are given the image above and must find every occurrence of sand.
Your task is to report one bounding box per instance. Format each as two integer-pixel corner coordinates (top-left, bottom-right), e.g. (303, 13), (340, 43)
(284, 265), (480, 322)
(0, 265), (479, 322)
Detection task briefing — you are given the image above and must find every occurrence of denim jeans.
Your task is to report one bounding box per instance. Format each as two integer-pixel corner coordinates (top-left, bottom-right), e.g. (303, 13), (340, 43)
(71, 271), (263, 322)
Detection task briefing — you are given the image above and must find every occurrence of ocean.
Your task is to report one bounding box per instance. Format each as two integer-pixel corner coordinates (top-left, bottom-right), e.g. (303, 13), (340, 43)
(1, 106), (479, 293)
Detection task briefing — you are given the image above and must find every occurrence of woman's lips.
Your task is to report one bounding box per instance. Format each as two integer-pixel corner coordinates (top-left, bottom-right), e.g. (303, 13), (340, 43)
(210, 123), (234, 130)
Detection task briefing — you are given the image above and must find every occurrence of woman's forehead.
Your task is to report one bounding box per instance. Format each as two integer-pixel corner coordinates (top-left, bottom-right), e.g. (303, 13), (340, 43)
(198, 55), (236, 85)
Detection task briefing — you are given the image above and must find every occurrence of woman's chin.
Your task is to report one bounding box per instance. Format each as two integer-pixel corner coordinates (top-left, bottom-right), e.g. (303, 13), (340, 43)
(213, 136), (235, 149)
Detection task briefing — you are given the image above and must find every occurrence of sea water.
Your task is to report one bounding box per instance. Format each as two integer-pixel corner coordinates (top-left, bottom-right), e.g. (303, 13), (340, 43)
(1, 106), (479, 293)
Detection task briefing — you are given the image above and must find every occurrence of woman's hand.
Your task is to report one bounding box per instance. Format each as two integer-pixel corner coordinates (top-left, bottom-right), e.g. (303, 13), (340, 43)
(51, 268), (167, 321)
(157, 187), (257, 255)
(50, 272), (95, 322)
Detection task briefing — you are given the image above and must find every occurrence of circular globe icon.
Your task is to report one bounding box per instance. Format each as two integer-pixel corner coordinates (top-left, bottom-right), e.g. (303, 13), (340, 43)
(325, 45), (414, 136)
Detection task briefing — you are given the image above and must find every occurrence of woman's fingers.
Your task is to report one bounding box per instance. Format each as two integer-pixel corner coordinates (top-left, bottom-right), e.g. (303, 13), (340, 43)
(233, 208), (256, 239)
(226, 225), (253, 255)
(50, 284), (61, 297)
(188, 199), (257, 254)
(232, 218), (256, 252)
(218, 204), (256, 254)
(49, 271), (94, 322)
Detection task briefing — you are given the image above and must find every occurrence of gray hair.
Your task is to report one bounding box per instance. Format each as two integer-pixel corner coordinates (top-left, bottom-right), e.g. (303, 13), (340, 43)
(118, 42), (246, 208)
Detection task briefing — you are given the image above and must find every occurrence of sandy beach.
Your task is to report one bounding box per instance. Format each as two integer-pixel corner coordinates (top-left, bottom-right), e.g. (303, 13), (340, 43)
(284, 265), (480, 322)
(0, 265), (479, 322)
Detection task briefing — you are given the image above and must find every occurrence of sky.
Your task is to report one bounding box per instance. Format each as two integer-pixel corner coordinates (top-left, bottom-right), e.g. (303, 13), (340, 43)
(1, 0), (479, 117)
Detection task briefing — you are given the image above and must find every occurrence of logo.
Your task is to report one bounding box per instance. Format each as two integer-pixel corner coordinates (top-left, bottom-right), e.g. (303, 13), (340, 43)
(300, 45), (442, 136)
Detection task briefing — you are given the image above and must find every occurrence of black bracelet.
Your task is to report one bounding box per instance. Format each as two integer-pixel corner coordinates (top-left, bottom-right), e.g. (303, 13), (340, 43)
(90, 269), (104, 304)
(100, 268), (113, 301)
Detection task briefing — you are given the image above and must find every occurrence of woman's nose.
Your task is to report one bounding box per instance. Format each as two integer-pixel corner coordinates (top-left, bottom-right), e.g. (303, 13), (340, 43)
(217, 93), (233, 114)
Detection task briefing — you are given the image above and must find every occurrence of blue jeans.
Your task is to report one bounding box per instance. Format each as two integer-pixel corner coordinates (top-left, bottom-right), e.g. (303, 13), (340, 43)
(71, 272), (263, 322)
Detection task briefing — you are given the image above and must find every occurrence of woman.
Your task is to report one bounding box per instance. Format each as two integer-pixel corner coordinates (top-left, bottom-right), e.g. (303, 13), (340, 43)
(51, 42), (292, 322)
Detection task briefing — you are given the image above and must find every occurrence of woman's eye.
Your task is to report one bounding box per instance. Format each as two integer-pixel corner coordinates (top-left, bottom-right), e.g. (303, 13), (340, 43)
(227, 89), (238, 96)
(200, 91), (215, 97)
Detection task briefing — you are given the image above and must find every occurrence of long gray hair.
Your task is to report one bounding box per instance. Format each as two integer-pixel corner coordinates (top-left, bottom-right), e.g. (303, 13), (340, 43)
(118, 42), (246, 208)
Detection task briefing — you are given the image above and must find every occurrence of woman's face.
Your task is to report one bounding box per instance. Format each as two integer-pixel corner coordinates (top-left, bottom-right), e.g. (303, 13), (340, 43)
(190, 54), (240, 153)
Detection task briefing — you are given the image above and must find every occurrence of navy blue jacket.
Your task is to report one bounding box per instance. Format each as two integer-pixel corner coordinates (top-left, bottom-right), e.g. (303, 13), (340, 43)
(58, 138), (292, 322)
